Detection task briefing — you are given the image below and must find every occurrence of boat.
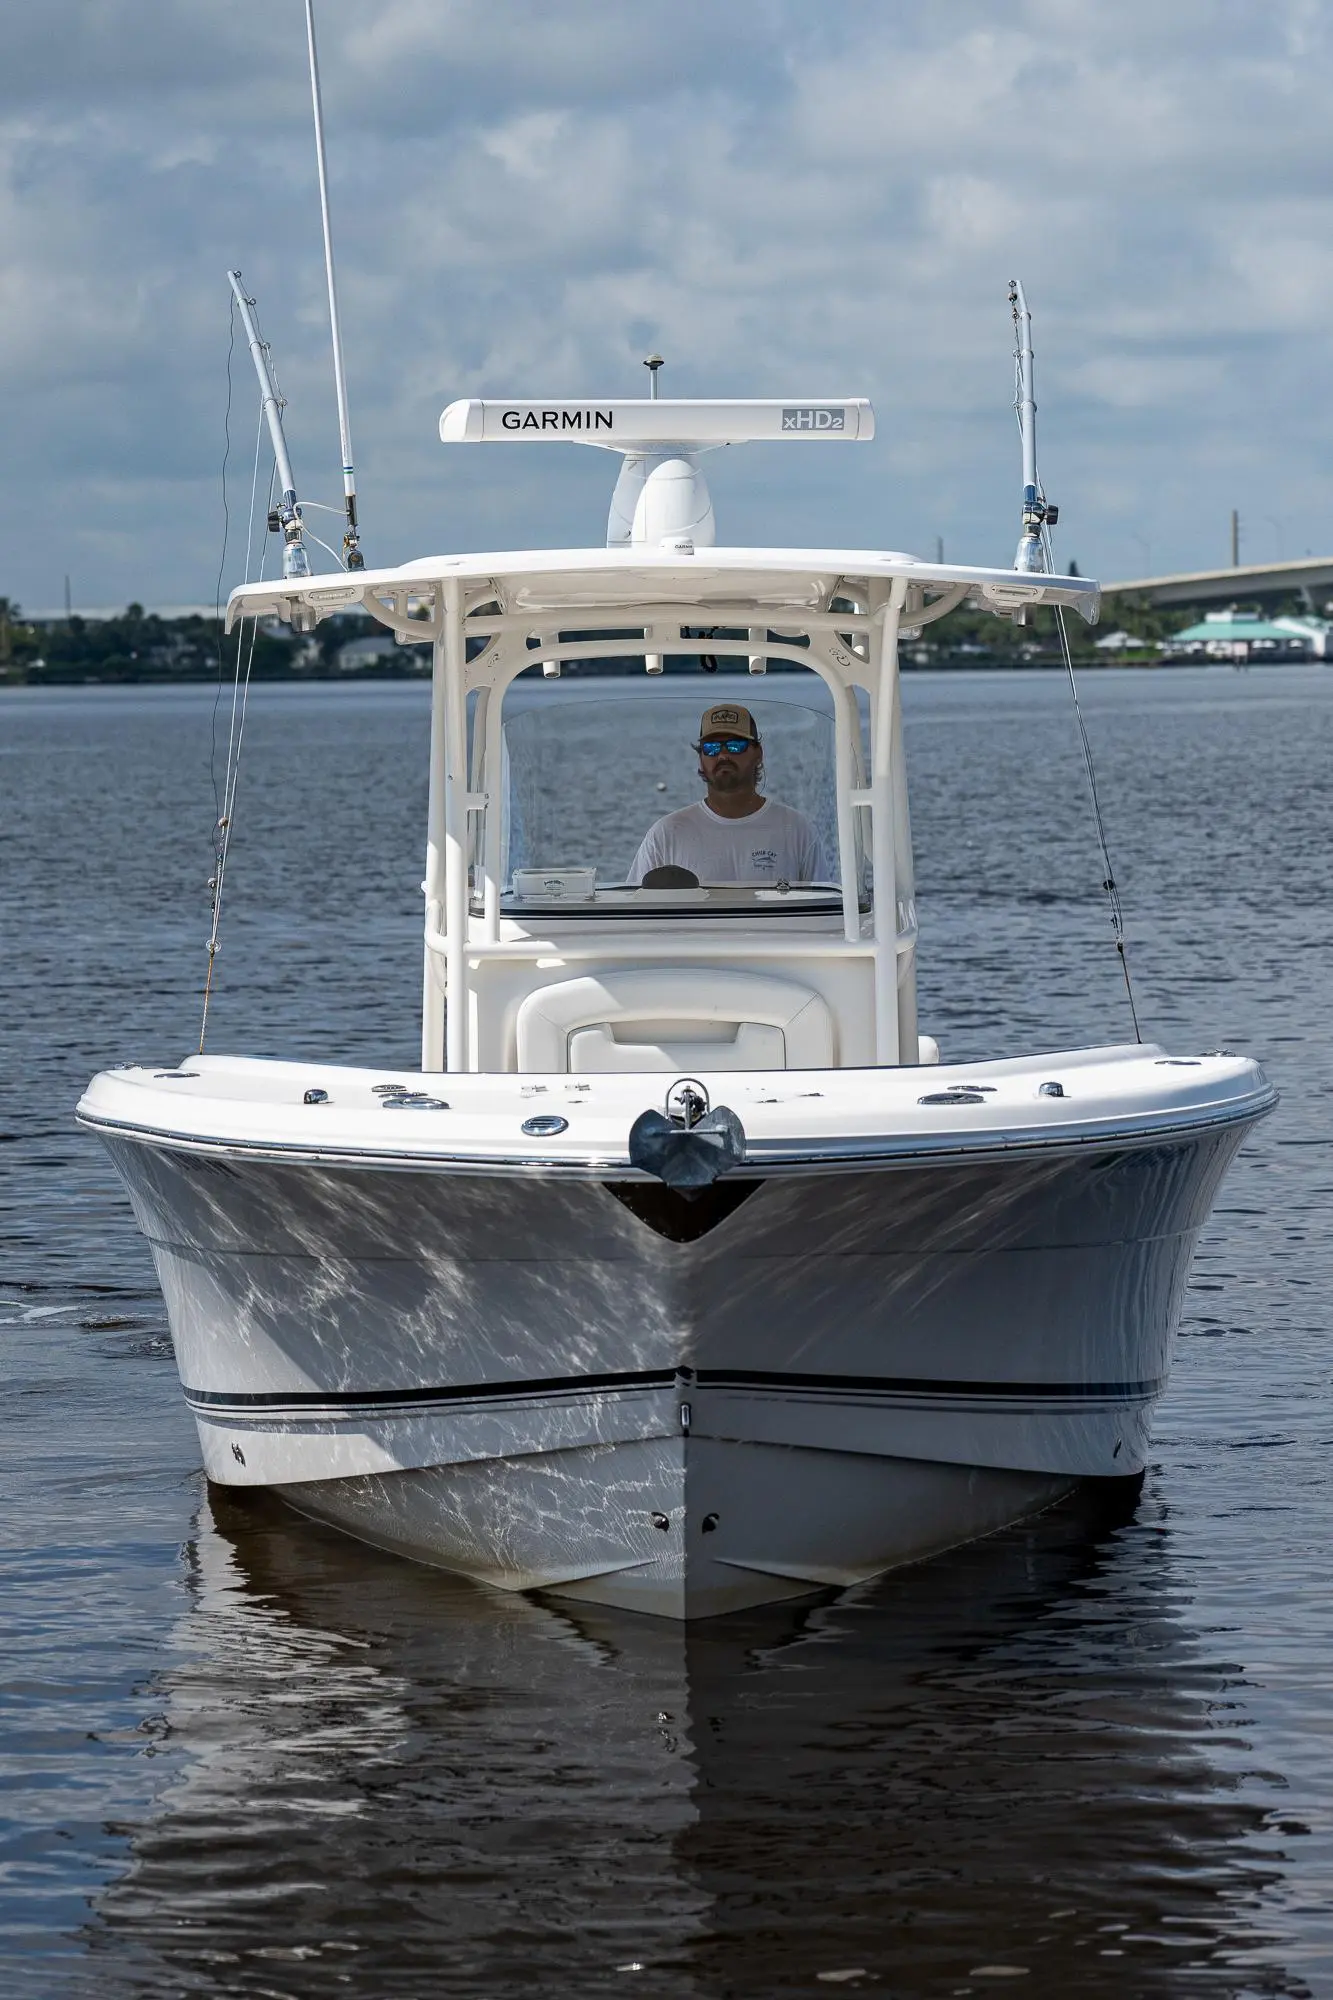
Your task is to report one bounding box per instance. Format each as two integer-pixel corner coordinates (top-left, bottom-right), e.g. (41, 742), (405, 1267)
(76, 351), (1275, 1617)
(76, 34), (1275, 1621)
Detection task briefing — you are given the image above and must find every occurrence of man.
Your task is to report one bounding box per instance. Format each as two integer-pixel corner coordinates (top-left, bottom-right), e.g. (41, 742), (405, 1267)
(628, 702), (829, 886)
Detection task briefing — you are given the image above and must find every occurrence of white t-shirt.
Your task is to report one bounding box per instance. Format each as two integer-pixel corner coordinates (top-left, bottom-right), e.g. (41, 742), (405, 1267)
(628, 798), (829, 886)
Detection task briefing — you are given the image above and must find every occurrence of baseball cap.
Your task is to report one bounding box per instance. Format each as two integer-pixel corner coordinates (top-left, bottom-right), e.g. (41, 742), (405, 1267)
(696, 702), (759, 744)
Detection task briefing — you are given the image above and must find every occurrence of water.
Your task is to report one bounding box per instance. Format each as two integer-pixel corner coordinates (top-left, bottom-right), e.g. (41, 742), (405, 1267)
(3, 669), (1331, 1998)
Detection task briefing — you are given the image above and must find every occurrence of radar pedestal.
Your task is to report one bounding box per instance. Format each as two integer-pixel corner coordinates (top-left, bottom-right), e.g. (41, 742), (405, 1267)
(438, 397), (875, 549)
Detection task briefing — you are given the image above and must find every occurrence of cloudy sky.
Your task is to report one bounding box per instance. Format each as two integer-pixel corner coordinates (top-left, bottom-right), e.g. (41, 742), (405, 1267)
(3, 0), (1333, 611)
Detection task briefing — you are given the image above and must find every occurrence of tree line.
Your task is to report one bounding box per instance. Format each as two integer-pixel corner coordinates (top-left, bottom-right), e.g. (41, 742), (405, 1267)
(0, 591), (1230, 687)
(0, 601), (423, 685)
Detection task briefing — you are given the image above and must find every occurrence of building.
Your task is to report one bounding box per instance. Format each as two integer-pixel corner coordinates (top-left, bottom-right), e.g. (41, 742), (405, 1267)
(334, 632), (402, 672)
(1161, 610), (1333, 663)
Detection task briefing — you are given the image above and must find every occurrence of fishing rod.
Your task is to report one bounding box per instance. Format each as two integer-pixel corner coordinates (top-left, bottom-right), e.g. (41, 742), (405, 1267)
(303, 0), (364, 570)
(1006, 281), (1142, 1037)
(226, 270), (310, 580)
(1009, 278), (1057, 573)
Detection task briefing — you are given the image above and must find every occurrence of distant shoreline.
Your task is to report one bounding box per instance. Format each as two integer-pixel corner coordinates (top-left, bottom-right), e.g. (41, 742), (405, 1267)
(0, 597), (1203, 684)
(1, 657), (1296, 691)
(2, 599), (1317, 688)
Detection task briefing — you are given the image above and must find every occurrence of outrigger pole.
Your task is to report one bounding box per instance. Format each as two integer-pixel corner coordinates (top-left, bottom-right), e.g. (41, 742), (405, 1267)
(302, 0), (364, 570)
(1009, 279), (1056, 573)
(227, 271), (311, 580)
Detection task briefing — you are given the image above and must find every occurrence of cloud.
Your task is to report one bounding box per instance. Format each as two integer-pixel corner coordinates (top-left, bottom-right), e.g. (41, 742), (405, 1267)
(3, 0), (1333, 609)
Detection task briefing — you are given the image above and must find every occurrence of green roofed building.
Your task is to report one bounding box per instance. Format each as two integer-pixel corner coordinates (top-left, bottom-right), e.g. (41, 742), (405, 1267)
(1163, 611), (1333, 661)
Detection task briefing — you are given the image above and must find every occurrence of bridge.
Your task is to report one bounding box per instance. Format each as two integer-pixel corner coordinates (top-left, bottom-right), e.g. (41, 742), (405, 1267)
(1101, 556), (1333, 610)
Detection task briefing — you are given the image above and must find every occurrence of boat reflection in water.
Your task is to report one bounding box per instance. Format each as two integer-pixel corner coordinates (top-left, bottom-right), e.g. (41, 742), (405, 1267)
(82, 1487), (1306, 1998)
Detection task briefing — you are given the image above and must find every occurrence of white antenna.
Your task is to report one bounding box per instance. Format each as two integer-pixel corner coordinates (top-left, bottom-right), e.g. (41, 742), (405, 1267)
(302, 0), (363, 570)
(1009, 279), (1056, 573)
(227, 271), (310, 579)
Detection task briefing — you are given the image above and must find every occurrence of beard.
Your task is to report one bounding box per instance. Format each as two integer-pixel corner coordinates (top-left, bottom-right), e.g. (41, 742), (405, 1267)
(705, 762), (745, 792)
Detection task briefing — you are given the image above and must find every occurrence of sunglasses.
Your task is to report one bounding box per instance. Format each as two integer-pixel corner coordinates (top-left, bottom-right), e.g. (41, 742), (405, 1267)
(697, 737), (756, 756)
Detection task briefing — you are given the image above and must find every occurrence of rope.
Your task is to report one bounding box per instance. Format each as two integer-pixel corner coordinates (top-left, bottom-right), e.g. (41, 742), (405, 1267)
(1043, 526), (1143, 1042)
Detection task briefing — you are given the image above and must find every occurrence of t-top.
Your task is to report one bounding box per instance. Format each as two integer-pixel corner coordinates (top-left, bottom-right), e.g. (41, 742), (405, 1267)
(628, 798), (829, 886)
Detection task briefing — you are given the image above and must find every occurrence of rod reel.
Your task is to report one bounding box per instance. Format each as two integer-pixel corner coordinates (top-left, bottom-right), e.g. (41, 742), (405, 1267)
(227, 271), (310, 581)
(1009, 278), (1057, 577)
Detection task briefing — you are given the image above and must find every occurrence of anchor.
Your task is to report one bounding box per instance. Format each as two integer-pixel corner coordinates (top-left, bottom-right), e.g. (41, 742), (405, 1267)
(628, 1078), (746, 1195)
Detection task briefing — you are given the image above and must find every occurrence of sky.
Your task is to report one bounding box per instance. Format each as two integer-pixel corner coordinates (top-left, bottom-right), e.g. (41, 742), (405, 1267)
(4, 0), (1333, 612)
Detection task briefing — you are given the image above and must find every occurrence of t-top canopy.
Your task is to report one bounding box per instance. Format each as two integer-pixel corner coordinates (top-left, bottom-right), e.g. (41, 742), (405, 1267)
(225, 546), (1101, 631)
(439, 399), (875, 447)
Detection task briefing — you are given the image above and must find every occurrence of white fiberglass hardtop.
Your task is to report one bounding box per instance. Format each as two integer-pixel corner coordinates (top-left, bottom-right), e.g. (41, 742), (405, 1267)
(225, 531), (1100, 1082)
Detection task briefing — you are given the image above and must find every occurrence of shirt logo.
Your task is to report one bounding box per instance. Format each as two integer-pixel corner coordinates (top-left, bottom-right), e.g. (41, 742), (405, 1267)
(782, 406), (845, 432)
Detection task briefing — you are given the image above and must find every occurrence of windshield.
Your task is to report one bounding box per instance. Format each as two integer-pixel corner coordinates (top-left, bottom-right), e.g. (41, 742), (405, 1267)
(494, 673), (849, 912)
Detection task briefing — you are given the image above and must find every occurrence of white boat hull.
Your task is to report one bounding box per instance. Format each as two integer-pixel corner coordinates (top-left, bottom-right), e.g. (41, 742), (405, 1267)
(280, 1438), (1072, 1621)
(85, 1059), (1267, 1617)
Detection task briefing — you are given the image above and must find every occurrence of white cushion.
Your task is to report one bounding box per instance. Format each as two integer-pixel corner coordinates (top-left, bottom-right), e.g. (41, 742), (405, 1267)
(515, 967), (834, 1074)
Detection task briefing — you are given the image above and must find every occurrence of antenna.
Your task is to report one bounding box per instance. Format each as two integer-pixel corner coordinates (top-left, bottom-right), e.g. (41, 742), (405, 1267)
(227, 271), (310, 579)
(644, 354), (664, 399)
(302, 0), (363, 570)
(1008, 279), (1056, 574)
(441, 397), (875, 548)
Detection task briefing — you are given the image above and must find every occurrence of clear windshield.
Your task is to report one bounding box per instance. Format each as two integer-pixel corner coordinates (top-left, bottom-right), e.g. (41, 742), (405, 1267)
(495, 673), (848, 911)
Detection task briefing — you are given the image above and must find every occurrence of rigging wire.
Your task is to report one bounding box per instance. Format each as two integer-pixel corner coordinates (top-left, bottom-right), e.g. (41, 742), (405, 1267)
(303, 527), (348, 571)
(294, 497), (354, 569)
(199, 458), (274, 1053)
(201, 320), (277, 1054)
(1042, 519), (1143, 1043)
(1010, 313), (1143, 1043)
(209, 293), (237, 835)
(219, 412), (269, 820)
(201, 266), (351, 1052)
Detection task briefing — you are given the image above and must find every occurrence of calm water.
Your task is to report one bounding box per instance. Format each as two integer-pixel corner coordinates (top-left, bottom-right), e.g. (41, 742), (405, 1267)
(2, 669), (1331, 1998)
